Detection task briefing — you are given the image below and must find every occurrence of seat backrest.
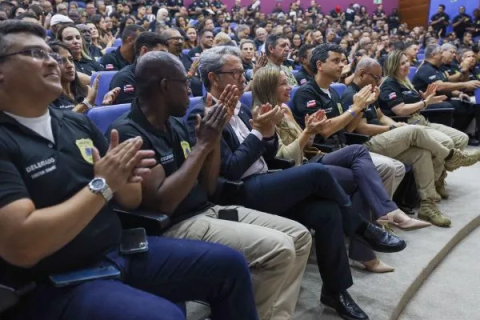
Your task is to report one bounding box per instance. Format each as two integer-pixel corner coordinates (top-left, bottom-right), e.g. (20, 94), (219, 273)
(475, 88), (480, 105)
(408, 67), (417, 81)
(113, 38), (122, 47)
(330, 83), (347, 97)
(105, 46), (117, 54)
(90, 71), (118, 106)
(417, 53), (425, 61)
(291, 70), (299, 77)
(182, 49), (191, 56)
(288, 86), (300, 109)
(86, 104), (131, 134)
(184, 96), (204, 120)
(239, 91), (252, 108)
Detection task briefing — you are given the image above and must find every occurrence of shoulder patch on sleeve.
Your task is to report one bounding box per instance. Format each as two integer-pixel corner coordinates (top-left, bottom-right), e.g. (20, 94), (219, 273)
(307, 100), (316, 108)
(388, 92), (397, 100)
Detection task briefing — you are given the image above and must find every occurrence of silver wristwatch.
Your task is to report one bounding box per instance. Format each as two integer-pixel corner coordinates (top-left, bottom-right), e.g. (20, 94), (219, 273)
(88, 177), (113, 202)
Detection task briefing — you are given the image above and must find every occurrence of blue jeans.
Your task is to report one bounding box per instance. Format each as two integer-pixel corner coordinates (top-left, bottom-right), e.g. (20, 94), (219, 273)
(4, 237), (259, 320)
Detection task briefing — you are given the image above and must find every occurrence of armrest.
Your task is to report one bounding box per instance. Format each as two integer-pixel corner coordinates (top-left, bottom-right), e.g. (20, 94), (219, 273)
(0, 282), (36, 313)
(420, 108), (454, 126)
(212, 178), (244, 205)
(312, 143), (335, 153)
(390, 115), (411, 123)
(113, 206), (171, 235)
(267, 157), (295, 170)
(345, 132), (370, 145)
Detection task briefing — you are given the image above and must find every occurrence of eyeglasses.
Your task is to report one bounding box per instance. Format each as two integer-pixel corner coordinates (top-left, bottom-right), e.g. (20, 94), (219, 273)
(165, 77), (191, 87)
(167, 36), (184, 42)
(216, 69), (245, 80)
(364, 72), (381, 83)
(0, 49), (63, 64)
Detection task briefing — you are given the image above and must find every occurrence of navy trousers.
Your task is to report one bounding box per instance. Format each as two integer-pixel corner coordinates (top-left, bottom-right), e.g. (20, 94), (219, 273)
(319, 145), (398, 261)
(239, 163), (356, 293)
(4, 237), (259, 320)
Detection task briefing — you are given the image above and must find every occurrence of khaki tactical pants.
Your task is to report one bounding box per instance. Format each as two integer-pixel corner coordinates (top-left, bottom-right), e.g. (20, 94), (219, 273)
(163, 205), (312, 320)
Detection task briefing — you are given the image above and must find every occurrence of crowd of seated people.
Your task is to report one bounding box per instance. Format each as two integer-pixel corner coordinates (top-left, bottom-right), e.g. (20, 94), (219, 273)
(1, 1), (480, 320)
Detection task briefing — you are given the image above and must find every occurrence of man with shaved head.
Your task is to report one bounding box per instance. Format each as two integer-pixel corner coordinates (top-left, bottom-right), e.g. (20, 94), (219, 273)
(110, 51), (313, 320)
(341, 57), (480, 227)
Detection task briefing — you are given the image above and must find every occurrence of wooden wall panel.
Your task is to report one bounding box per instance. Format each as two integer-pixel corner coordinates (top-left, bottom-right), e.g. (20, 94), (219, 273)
(398, 0), (430, 28)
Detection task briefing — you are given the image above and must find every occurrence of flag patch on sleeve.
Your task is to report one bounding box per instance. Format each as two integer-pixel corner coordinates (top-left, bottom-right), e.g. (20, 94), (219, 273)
(307, 100), (316, 108)
(388, 92), (397, 100)
(124, 85), (135, 93)
(105, 64), (115, 70)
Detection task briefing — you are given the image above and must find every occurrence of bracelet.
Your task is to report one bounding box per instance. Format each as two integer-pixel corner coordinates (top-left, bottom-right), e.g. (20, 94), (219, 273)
(347, 109), (357, 117)
(82, 99), (94, 109)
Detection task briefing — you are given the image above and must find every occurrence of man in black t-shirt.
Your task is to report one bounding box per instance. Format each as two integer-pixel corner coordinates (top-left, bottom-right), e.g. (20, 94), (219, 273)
(0, 21), (257, 320)
(110, 50), (312, 320)
(429, 4), (450, 37)
(294, 44), (315, 86)
(100, 24), (144, 71)
(110, 31), (166, 105)
(452, 6), (472, 40)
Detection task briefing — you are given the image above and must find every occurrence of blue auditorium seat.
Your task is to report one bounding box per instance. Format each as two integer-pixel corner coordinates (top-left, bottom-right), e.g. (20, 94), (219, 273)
(331, 83), (347, 97)
(90, 71), (118, 106)
(291, 70), (299, 77)
(184, 96), (203, 120)
(408, 66), (417, 81)
(182, 49), (191, 56)
(105, 46), (117, 54)
(86, 104), (131, 134)
(113, 38), (122, 47)
(417, 53), (425, 61)
(475, 88), (480, 105)
(240, 91), (252, 108)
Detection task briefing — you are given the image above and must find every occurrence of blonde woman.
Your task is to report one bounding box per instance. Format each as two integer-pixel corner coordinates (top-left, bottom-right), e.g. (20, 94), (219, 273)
(380, 50), (469, 198)
(252, 66), (430, 273)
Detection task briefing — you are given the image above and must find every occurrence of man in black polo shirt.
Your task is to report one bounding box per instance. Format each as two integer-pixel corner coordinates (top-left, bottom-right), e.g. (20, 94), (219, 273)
(166, 0), (184, 17)
(439, 43), (467, 83)
(429, 4), (450, 37)
(0, 21), (258, 320)
(187, 29), (214, 60)
(341, 57), (480, 227)
(294, 44), (315, 86)
(452, 6), (472, 40)
(110, 51), (313, 320)
(412, 44), (480, 143)
(372, 4), (386, 23)
(100, 24), (144, 71)
(110, 31), (167, 105)
(292, 44), (406, 198)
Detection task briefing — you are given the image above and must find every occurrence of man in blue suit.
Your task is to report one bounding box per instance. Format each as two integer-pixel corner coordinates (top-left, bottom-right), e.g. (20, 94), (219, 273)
(189, 45), (407, 320)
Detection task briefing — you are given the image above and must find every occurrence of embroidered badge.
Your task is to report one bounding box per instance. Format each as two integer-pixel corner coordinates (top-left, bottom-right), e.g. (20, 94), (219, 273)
(388, 92), (397, 100)
(307, 100), (316, 108)
(75, 139), (94, 164)
(180, 141), (192, 158)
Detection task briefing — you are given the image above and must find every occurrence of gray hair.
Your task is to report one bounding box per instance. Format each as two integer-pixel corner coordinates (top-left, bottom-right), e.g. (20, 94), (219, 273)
(236, 24), (250, 36)
(425, 44), (441, 59)
(441, 43), (456, 52)
(199, 46), (241, 90)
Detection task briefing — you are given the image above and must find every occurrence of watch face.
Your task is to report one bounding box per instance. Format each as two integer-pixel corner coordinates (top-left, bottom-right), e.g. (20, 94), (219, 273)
(91, 178), (105, 189)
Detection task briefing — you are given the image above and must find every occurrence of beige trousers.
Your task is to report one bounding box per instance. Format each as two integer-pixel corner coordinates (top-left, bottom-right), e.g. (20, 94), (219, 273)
(423, 123), (469, 150)
(369, 152), (405, 198)
(163, 205), (312, 320)
(365, 125), (451, 201)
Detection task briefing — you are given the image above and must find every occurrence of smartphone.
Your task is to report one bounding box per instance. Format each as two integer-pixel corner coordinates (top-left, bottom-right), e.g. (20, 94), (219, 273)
(218, 209), (239, 222)
(120, 228), (148, 255)
(49, 265), (121, 288)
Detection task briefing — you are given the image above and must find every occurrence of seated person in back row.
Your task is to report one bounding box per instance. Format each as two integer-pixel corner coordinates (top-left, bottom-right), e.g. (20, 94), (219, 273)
(294, 43), (315, 85)
(110, 50), (312, 320)
(291, 44), (406, 198)
(341, 57), (480, 227)
(190, 45), (407, 320)
(0, 21), (258, 320)
(110, 31), (167, 105)
(412, 44), (480, 144)
(99, 24), (144, 71)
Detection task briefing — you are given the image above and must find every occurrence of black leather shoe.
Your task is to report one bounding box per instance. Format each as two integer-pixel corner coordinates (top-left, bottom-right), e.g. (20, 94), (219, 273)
(356, 223), (406, 253)
(468, 137), (480, 146)
(321, 290), (369, 320)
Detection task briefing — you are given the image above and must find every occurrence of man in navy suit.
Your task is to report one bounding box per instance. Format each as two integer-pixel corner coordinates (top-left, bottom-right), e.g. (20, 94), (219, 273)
(190, 46), (407, 320)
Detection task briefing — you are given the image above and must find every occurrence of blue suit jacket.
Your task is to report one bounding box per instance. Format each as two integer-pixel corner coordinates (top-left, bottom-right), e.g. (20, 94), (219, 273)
(187, 99), (279, 181)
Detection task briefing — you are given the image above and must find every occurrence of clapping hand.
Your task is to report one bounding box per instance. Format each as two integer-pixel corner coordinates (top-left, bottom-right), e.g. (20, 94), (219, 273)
(102, 87), (121, 105)
(250, 103), (283, 137)
(305, 109), (330, 134)
(253, 53), (269, 75)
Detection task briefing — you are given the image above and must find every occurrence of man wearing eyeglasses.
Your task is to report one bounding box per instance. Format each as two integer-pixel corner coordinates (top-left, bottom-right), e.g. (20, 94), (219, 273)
(341, 57), (480, 227)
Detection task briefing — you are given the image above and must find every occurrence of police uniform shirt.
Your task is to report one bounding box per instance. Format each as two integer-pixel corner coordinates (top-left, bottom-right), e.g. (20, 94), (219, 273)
(0, 109), (121, 284)
(379, 76), (423, 116)
(470, 65), (480, 80)
(180, 53), (193, 72)
(167, 0), (184, 15)
(430, 12), (450, 32)
(453, 14), (472, 38)
(187, 46), (203, 60)
(88, 44), (103, 61)
(100, 47), (130, 71)
(109, 63), (136, 105)
(75, 56), (104, 76)
(341, 83), (380, 125)
(474, 17), (480, 36)
(373, 9), (386, 20)
(439, 63), (461, 79)
(294, 67), (312, 86)
(111, 99), (211, 223)
(212, 0), (223, 9)
(291, 79), (346, 145)
(388, 14), (400, 28)
(51, 94), (77, 111)
(412, 60), (448, 94)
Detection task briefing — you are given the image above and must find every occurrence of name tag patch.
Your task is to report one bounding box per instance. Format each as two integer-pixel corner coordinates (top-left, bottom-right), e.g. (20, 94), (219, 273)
(25, 157), (57, 179)
(429, 75), (437, 80)
(160, 153), (174, 165)
(76, 139), (94, 164)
